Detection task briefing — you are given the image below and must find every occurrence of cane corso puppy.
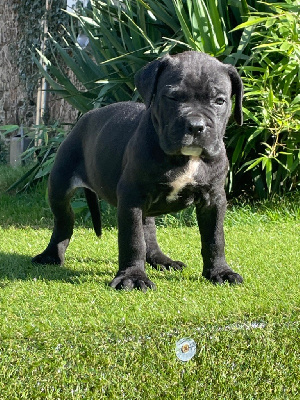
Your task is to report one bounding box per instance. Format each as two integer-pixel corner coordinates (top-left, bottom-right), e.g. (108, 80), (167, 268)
(32, 51), (244, 290)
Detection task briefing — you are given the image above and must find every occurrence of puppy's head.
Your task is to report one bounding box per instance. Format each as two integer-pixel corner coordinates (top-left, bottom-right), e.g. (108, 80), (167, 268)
(135, 51), (243, 158)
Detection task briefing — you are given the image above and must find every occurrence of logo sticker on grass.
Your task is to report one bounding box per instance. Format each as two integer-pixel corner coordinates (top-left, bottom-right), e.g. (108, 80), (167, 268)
(175, 338), (196, 362)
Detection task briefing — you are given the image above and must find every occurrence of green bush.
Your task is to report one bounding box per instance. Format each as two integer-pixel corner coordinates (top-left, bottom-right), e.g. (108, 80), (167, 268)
(227, 1), (300, 197)
(33, 0), (254, 111)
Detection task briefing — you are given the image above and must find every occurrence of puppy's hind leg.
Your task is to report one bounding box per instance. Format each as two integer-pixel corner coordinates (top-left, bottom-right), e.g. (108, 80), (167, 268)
(32, 171), (76, 265)
(143, 217), (186, 271)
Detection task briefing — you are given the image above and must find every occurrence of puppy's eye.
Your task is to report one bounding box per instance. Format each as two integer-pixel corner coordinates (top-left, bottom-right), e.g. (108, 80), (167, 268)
(215, 97), (226, 105)
(163, 95), (178, 101)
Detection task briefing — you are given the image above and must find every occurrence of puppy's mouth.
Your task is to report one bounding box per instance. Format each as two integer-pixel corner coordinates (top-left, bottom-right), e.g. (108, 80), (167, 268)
(180, 146), (203, 157)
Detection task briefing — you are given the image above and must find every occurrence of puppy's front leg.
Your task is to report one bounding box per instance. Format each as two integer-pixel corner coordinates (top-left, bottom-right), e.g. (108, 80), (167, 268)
(109, 193), (156, 291)
(196, 191), (243, 284)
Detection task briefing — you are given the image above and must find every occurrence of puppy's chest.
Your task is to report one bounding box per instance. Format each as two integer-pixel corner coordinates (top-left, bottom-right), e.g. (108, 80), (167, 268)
(166, 157), (201, 203)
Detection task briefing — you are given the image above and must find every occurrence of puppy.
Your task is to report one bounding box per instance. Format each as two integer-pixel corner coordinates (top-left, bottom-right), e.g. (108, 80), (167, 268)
(32, 51), (244, 290)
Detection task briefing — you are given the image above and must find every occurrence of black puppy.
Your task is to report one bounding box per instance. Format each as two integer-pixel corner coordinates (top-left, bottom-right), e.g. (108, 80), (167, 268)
(33, 51), (244, 291)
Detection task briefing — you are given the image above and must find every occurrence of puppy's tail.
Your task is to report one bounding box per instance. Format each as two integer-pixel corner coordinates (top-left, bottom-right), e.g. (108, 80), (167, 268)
(84, 188), (102, 237)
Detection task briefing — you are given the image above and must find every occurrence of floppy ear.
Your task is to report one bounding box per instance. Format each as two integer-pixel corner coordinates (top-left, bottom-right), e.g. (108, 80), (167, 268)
(134, 56), (169, 108)
(227, 65), (244, 126)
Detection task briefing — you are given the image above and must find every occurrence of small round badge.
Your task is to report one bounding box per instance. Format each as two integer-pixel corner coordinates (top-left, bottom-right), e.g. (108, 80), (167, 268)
(175, 338), (196, 362)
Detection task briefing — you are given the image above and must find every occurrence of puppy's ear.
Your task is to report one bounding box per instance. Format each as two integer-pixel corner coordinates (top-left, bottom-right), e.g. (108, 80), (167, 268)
(134, 56), (168, 108)
(227, 65), (244, 126)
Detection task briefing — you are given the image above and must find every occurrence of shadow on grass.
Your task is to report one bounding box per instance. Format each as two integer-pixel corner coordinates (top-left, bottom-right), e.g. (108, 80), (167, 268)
(0, 252), (118, 285)
(0, 252), (194, 288)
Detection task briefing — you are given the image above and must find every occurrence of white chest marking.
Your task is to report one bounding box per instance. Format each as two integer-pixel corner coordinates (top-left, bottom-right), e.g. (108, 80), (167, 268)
(166, 157), (200, 202)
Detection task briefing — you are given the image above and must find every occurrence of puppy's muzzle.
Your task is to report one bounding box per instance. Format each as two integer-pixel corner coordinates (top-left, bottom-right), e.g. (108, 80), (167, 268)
(181, 117), (206, 156)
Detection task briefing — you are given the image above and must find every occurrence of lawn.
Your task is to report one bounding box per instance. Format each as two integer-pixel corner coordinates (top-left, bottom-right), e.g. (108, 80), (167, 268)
(0, 166), (299, 399)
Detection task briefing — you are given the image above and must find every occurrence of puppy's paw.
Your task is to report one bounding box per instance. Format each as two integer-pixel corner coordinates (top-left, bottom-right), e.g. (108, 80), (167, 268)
(32, 240), (68, 265)
(109, 269), (156, 292)
(204, 268), (243, 285)
(32, 252), (62, 265)
(150, 259), (186, 271)
(147, 253), (186, 271)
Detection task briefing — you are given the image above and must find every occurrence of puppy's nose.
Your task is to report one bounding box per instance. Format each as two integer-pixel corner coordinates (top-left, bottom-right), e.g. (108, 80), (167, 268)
(187, 118), (206, 135)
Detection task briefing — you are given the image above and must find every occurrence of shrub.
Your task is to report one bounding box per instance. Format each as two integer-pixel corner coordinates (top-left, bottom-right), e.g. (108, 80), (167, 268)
(33, 0), (254, 111)
(227, 1), (300, 197)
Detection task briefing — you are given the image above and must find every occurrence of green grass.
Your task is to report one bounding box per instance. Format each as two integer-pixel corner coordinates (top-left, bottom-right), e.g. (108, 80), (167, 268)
(0, 166), (299, 399)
